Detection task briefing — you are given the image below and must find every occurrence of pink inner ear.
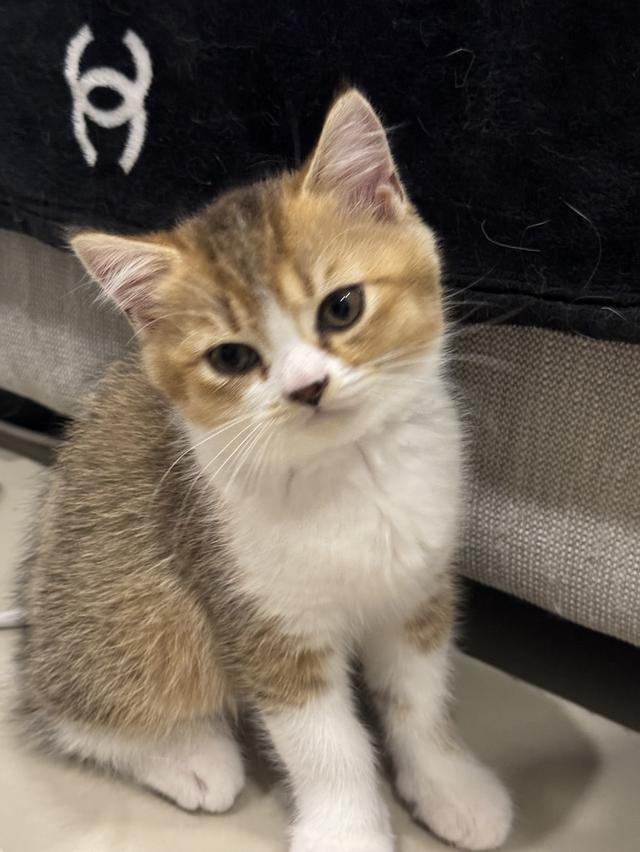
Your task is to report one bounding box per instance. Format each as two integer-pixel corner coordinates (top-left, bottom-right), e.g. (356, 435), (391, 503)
(72, 234), (173, 327)
(304, 91), (405, 221)
(99, 252), (164, 322)
(112, 277), (159, 326)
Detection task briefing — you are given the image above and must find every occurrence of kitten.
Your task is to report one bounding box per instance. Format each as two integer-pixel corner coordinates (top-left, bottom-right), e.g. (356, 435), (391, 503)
(14, 90), (512, 851)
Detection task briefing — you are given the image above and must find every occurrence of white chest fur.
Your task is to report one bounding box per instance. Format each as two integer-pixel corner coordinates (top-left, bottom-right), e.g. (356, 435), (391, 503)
(209, 393), (461, 642)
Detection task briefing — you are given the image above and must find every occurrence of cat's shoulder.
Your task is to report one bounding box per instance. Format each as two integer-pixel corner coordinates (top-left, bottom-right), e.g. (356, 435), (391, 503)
(54, 354), (179, 474)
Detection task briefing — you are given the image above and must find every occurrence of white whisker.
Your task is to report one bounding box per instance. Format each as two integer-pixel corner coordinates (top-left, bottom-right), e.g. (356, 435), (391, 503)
(207, 420), (266, 484)
(224, 421), (269, 496)
(153, 410), (257, 502)
(248, 424), (278, 493)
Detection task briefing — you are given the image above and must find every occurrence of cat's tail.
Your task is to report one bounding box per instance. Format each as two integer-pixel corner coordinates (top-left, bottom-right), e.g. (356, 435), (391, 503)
(0, 608), (26, 628)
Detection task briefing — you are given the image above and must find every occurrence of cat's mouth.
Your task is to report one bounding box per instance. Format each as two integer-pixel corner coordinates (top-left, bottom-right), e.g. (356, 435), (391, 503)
(302, 400), (358, 424)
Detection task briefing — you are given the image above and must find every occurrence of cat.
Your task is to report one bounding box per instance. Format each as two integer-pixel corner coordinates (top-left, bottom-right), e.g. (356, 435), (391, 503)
(13, 90), (512, 852)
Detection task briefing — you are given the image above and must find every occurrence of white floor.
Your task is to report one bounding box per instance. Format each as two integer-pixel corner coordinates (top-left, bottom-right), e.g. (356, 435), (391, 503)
(1, 449), (639, 852)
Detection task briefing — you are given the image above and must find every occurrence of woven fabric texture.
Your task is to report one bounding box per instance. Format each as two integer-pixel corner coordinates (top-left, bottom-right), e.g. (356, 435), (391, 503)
(0, 229), (130, 415)
(454, 325), (640, 646)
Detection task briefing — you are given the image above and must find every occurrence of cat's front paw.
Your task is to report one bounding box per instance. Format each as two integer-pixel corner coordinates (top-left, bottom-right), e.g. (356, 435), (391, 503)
(136, 727), (245, 814)
(398, 754), (512, 850)
(290, 827), (394, 852)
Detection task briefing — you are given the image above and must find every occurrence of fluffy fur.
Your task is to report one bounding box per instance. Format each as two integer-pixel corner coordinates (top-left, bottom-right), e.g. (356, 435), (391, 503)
(15, 90), (512, 851)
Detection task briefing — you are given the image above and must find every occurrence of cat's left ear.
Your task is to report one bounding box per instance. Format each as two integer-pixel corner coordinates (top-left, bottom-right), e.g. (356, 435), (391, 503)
(302, 89), (406, 221)
(71, 231), (178, 329)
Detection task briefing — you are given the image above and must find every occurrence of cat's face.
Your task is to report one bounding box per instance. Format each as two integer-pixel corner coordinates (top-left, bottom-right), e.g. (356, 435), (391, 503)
(73, 90), (443, 474)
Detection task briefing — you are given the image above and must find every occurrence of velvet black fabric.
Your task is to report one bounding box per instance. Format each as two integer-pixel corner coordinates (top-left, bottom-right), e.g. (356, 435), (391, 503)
(1, 1), (638, 341)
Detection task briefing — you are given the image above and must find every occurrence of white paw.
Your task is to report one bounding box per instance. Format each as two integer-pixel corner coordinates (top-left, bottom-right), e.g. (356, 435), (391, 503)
(290, 829), (393, 852)
(139, 729), (245, 813)
(398, 754), (512, 850)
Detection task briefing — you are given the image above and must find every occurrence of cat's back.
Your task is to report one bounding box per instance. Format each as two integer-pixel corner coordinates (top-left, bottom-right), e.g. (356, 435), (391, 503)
(26, 354), (200, 591)
(17, 357), (228, 737)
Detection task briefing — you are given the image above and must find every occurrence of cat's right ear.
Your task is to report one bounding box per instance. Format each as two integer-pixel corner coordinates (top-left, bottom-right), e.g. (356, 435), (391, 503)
(70, 232), (177, 328)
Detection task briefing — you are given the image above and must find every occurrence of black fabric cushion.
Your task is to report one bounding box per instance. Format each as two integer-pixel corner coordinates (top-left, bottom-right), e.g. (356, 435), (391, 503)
(1, 1), (638, 342)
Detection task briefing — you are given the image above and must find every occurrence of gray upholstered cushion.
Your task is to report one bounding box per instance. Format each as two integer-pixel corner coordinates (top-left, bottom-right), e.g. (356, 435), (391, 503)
(453, 325), (640, 646)
(0, 228), (130, 415)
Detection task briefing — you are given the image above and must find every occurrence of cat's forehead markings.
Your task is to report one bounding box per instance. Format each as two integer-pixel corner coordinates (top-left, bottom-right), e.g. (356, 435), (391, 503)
(273, 260), (315, 307)
(213, 290), (241, 334)
(205, 248), (264, 331)
(289, 257), (315, 299)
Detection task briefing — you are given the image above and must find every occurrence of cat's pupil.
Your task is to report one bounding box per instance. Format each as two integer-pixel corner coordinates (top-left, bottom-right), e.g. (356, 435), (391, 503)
(331, 294), (352, 320)
(222, 345), (242, 368)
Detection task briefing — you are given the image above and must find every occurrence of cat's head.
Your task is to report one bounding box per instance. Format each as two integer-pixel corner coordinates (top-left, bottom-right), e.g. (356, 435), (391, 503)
(72, 90), (443, 476)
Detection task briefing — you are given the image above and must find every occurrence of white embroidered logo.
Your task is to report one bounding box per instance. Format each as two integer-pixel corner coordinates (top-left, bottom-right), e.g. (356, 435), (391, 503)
(64, 25), (152, 174)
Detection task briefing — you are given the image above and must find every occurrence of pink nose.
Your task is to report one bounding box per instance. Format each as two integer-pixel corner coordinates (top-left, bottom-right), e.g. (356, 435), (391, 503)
(288, 376), (329, 407)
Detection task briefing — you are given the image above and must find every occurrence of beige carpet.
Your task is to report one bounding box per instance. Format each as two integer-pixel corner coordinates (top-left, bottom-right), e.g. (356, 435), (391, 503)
(1, 449), (638, 852)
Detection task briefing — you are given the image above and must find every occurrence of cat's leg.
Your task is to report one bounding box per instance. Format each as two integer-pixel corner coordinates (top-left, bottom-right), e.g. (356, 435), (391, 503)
(53, 717), (245, 813)
(258, 655), (393, 852)
(362, 583), (512, 851)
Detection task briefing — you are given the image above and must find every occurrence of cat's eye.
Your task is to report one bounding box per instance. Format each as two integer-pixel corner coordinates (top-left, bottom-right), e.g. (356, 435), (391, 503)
(317, 285), (365, 333)
(207, 343), (261, 376)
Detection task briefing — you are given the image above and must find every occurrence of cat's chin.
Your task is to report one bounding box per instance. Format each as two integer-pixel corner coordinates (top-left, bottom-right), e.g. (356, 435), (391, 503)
(274, 402), (395, 467)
